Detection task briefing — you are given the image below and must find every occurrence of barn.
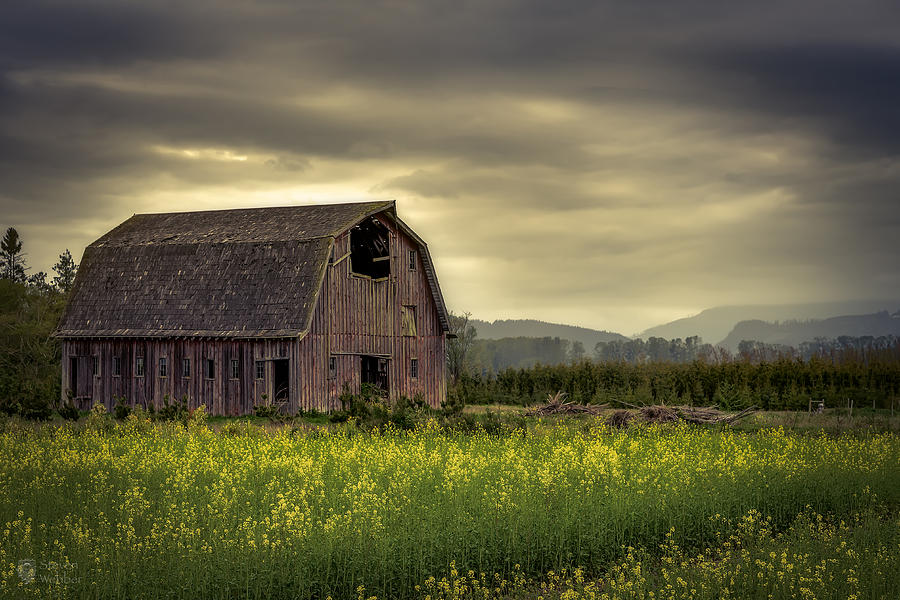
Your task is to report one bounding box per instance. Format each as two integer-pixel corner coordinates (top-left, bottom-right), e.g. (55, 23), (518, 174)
(54, 201), (451, 414)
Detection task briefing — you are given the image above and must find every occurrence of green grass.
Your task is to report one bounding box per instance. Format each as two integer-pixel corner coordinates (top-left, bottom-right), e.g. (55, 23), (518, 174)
(0, 418), (897, 599)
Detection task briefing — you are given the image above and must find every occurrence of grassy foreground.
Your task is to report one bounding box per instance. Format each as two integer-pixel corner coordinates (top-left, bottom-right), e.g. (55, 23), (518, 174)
(0, 417), (898, 599)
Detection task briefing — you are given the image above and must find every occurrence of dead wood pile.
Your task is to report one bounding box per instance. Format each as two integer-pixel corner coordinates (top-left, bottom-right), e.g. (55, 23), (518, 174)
(524, 392), (757, 426)
(525, 399), (609, 416)
(609, 404), (758, 427)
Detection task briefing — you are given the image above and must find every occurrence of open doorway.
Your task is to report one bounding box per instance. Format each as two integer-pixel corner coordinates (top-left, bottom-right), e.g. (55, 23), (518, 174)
(361, 355), (389, 393)
(69, 357), (78, 397)
(273, 359), (290, 402)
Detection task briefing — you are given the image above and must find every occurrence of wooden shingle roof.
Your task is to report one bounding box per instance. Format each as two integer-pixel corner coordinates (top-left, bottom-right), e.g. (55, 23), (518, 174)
(56, 200), (449, 338)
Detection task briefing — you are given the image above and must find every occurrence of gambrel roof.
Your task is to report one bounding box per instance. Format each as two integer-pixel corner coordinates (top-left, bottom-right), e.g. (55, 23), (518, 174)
(55, 201), (450, 338)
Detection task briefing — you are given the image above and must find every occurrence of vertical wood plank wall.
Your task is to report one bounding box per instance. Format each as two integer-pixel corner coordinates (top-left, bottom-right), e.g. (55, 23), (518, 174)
(59, 214), (447, 413)
(61, 338), (297, 414)
(301, 219), (446, 410)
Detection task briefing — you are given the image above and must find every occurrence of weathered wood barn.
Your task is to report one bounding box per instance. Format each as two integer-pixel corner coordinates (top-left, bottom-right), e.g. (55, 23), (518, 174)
(54, 201), (451, 414)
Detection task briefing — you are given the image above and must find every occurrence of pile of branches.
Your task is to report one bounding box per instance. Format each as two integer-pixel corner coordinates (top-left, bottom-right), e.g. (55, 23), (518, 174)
(607, 404), (758, 427)
(525, 392), (608, 417)
(525, 392), (758, 426)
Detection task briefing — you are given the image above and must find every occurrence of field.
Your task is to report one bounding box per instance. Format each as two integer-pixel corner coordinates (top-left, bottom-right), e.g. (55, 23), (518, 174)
(1, 415), (898, 599)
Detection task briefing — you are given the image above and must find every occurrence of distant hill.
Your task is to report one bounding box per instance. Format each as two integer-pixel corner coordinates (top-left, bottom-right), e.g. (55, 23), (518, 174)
(469, 319), (628, 351)
(636, 300), (900, 345)
(720, 311), (900, 351)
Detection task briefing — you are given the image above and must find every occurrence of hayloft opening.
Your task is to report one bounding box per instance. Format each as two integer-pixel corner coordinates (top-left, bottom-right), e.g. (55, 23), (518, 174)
(350, 218), (390, 279)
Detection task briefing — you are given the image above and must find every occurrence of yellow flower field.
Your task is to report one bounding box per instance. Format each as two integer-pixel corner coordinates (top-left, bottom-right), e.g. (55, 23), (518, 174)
(0, 418), (897, 599)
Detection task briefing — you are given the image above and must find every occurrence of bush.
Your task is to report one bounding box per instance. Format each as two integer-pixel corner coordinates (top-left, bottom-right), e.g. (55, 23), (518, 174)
(86, 403), (110, 431)
(113, 396), (131, 420)
(58, 402), (80, 421)
(253, 393), (285, 421)
(157, 395), (189, 423)
(187, 405), (208, 430)
(19, 395), (52, 421)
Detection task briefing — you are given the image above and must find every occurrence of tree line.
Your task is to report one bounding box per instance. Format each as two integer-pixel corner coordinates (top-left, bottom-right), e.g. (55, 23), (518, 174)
(447, 311), (900, 410)
(0, 227), (77, 417)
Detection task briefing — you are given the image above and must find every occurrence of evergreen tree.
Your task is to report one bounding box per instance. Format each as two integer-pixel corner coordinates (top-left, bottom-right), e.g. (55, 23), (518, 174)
(52, 249), (78, 294)
(27, 271), (53, 295)
(0, 227), (27, 282)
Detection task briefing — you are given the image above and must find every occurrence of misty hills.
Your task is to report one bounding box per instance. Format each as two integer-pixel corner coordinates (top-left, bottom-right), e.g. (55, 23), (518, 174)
(636, 300), (900, 346)
(720, 311), (900, 351)
(469, 319), (628, 350)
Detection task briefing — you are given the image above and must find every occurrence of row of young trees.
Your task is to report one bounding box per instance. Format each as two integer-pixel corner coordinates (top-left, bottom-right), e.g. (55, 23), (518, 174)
(449, 352), (900, 410)
(0, 227), (78, 416)
(446, 310), (900, 410)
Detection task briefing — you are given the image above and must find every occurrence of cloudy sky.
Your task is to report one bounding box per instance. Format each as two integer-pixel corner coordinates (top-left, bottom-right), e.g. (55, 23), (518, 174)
(2, 1), (899, 335)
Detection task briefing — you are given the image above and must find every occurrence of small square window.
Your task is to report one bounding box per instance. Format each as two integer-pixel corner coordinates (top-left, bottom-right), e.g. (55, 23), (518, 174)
(136, 356), (145, 377)
(112, 356), (121, 377)
(204, 359), (215, 380)
(328, 356), (336, 379)
(182, 358), (191, 378)
(231, 359), (240, 380)
(255, 360), (265, 380)
(159, 358), (168, 378)
(410, 358), (419, 379)
(92, 356), (99, 377)
(408, 249), (417, 271)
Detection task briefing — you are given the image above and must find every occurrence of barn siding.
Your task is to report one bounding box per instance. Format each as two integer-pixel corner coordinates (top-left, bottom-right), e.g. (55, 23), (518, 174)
(300, 219), (446, 410)
(60, 210), (447, 414)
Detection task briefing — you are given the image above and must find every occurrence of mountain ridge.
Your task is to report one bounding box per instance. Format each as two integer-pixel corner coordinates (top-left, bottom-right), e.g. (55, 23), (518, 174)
(469, 318), (628, 351)
(635, 300), (900, 345)
(720, 311), (900, 350)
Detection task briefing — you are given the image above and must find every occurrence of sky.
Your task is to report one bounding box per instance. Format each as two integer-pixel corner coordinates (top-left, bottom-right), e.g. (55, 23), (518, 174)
(2, 1), (899, 336)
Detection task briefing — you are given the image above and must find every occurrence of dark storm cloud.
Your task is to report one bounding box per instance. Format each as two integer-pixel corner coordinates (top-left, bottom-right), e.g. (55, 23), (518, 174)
(1, 0), (899, 333)
(701, 44), (900, 157)
(0, 1), (229, 68)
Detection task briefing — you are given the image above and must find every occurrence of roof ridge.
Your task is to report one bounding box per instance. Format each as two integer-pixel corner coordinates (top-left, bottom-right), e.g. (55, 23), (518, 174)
(131, 199), (393, 218)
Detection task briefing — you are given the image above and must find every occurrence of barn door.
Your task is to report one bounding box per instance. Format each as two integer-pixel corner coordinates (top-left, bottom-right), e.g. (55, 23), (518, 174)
(69, 357), (78, 398)
(361, 355), (389, 393)
(272, 359), (290, 402)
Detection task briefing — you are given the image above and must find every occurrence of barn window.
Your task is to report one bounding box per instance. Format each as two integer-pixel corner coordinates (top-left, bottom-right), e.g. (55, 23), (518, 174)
(182, 358), (191, 378)
(408, 249), (417, 271)
(135, 356), (145, 377)
(410, 358), (419, 379)
(230, 359), (240, 380)
(401, 305), (417, 336)
(112, 356), (121, 377)
(350, 217), (390, 279)
(92, 356), (99, 377)
(255, 361), (265, 380)
(159, 358), (168, 378)
(328, 356), (336, 379)
(204, 359), (215, 380)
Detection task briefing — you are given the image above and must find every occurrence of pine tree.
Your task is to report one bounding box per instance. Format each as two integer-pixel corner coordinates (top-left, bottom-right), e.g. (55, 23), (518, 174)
(52, 249), (78, 294)
(0, 227), (27, 282)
